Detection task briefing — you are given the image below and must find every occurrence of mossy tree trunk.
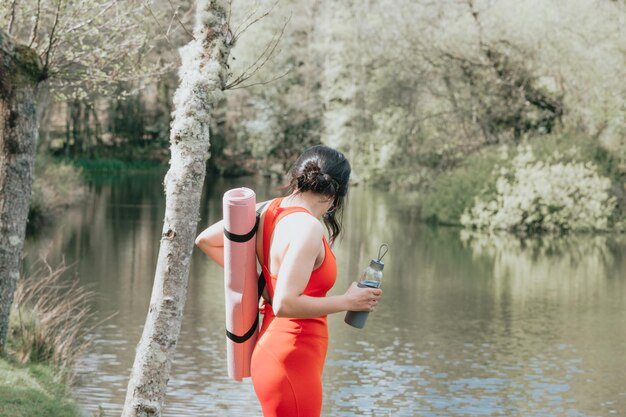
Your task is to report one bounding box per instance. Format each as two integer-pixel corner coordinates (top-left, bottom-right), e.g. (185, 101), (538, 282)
(121, 1), (232, 416)
(0, 29), (43, 351)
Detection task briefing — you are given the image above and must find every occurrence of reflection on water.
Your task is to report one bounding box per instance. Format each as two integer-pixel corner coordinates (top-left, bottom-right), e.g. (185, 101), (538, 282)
(24, 172), (626, 417)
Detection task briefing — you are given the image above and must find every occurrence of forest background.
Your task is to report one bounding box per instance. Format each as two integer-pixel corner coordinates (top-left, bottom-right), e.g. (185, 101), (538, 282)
(3, 0), (626, 230)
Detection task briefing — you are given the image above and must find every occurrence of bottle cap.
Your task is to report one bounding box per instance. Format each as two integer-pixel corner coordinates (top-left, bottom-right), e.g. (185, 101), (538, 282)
(369, 244), (388, 272)
(369, 259), (384, 271)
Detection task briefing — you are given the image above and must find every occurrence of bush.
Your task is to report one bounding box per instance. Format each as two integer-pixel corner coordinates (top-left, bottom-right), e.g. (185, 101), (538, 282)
(461, 145), (616, 233)
(29, 155), (85, 232)
(419, 146), (503, 225)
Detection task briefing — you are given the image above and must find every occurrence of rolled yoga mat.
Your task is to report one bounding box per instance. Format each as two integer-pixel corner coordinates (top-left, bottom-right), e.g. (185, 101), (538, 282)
(222, 187), (260, 381)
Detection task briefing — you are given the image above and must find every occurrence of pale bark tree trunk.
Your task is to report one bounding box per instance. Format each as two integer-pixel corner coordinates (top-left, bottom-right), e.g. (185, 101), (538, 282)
(122, 1), (231, 416)
(0, 29), (43, 351)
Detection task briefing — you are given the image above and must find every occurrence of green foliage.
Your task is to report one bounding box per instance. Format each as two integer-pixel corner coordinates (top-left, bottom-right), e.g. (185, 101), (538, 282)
(512, 134), (626, 224)
(0, 358), (83, 417)
(0, 0), (171, 99)
(226, 0), (625, 189)
(7, 0), (624, 190)
(461, 145), (617, 233)
(419, 133), (626, 230)
(419, 148), (503, 225)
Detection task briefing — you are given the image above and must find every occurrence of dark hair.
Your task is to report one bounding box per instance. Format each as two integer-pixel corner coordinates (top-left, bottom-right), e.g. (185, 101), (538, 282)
(287, 145), (351, 245)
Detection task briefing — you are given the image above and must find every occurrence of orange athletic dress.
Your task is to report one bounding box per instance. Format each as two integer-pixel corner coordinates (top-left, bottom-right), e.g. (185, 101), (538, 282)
(251, 198), (337, 417)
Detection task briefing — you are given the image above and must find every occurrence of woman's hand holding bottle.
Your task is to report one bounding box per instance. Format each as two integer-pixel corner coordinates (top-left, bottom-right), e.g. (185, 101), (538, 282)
(344, 244), (388, 328)
(343, 281), (382, 312)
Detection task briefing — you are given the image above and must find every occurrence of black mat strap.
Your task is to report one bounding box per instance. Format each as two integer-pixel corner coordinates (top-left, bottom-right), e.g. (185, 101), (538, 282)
(226, 315), (259, 343)
(224, 201), (271, 344)
(223, 219), (258, 243)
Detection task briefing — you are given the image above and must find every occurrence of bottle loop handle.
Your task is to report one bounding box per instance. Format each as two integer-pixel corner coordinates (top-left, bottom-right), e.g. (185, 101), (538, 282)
(377, 244), (389, 262)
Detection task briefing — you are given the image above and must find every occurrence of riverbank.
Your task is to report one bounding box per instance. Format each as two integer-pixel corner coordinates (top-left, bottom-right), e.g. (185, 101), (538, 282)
(28, 155), (86, 234)
(0, 357), (84, 417)
(418, 133), (626, 233)
(72, 157), (164, 173)
(27, 155), (168, 234)
(1, 260), (97, 417)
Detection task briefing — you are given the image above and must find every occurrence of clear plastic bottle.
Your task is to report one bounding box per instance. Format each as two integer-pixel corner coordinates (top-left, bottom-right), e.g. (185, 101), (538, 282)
(344, 244), (388, 328)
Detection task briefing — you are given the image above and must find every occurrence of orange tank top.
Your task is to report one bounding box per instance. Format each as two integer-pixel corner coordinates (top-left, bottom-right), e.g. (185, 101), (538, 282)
(260, 198), (337, 322)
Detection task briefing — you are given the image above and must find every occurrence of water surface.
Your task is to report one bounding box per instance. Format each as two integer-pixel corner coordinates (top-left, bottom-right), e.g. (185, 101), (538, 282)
(24, 172), (626, 416)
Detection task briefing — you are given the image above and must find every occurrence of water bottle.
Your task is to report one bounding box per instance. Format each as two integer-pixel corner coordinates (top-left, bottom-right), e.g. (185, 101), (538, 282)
(344, 244), (388, 328)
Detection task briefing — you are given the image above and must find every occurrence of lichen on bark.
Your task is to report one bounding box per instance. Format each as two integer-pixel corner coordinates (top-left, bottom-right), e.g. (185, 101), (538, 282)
(122, 1), (232, 416)
(0, 29), (43, 351)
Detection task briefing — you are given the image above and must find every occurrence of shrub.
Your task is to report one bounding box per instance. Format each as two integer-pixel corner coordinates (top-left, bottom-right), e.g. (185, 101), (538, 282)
(461, 145), (616, 233)
(419, 146), (504, 224)
(8, 260), (96, 381)
(29, 155), (85, 232)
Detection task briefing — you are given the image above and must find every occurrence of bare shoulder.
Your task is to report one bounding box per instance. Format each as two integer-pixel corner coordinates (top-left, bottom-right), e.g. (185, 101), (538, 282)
(255, 200), (271, 211)
(276, 212), (323, 243)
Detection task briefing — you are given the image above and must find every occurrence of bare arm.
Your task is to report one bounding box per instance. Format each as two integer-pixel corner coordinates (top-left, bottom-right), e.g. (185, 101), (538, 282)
(195, 200), (270, 267)
(195, 219), (225, 267)
(272, 214), (382, 319)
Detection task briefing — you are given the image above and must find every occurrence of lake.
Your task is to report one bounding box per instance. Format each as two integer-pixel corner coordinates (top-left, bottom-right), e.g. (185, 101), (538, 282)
(24, 171), (626, 417)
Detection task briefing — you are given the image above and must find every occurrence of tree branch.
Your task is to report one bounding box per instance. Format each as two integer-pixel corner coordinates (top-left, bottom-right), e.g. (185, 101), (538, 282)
(227, 0), (233, 34)
(226, 14), (290, 90)
(7, 0), (18, 35)
(228, 67), (292, 90)
(232, 0), (262, 37)
(66, 1), (116, 33)
(166, 0), (195, 41)
(143, 1), (172, 45)
(28, 0), (42, 48)
(233, 0), (280, 43)
(42, 0), (62, 79)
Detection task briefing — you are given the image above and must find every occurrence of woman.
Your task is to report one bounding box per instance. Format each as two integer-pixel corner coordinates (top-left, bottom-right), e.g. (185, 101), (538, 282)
(195, 145), (382, 417)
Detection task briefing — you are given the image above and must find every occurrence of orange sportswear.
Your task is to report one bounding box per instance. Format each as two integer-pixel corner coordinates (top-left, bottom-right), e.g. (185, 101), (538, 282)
(251, 198), (337, 417)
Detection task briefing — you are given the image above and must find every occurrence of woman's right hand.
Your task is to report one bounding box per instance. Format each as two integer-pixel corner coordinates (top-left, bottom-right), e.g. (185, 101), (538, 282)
(343, 282), (382, 312)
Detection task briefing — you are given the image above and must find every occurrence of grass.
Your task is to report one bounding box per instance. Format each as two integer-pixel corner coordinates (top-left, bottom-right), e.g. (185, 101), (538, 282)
(8, 260), (96, 375)
(0, 358), (84, 417)
(0, 260), (100, 417)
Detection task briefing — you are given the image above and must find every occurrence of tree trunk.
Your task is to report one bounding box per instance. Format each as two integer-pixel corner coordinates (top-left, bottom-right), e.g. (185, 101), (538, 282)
(0, 29), (42, 351)
(122, 1), (231, 416)
(70, 98), (82, 156)
(64, 99), (71, 157)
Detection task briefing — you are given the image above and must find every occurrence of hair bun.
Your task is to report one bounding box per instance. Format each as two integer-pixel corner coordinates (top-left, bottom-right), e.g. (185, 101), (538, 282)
(293, 153), (342, 197)
(317, 172), (331, 185)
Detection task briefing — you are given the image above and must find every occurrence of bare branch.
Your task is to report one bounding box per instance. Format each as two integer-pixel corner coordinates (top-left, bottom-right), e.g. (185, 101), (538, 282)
(226, 14), (290, 90)
(28, 0), (41, 48)
(227, 0), (233, 32)
(234, 0), (280, 42)
(228, 67), (292, 90)
(143, 1), (172, 45)
(66, 1), (116, 33)
(165, 8), (176, 37)
(232, 0), (263, 39)
(42, 0), (63, 77)
(7, 0), (17, 34)
(166, 0), (195, 41)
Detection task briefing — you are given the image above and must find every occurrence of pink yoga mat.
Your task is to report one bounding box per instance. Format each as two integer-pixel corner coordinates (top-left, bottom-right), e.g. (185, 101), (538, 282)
(222, 187), (259, 381)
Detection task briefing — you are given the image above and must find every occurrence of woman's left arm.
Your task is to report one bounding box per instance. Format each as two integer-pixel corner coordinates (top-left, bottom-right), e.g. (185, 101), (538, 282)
(271, 214), (381, 318)
(195, 220), (225, 267)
